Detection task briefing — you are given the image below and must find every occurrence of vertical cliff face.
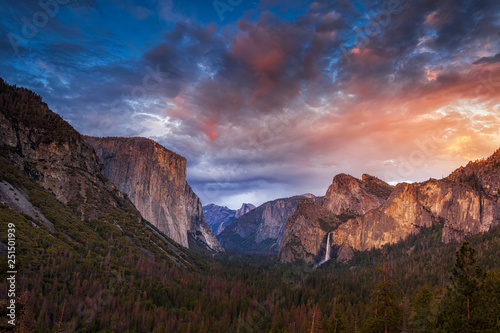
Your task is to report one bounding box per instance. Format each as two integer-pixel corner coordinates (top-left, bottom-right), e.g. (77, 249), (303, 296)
(84, 136), (223, 251)
(218, 194), (320, 253)
(0, 80), (123, 221)
(322, 173), (394, 215)
(279, 199), (341, 264)
(235, 203), (256, 218)
(0, 78), (208, 272)
(280, 150), (500, 264)
(185, 183), (223, 250)
(279, 174), (393, 263)
(331, 178), (500, 252)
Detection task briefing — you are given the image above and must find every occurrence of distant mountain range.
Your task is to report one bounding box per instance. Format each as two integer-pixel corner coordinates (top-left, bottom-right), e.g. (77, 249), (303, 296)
(2, 77), (499, 269)
(203, 203), (256, 235)
(209, 150), (500, 266)
(217, 194), (322, 254)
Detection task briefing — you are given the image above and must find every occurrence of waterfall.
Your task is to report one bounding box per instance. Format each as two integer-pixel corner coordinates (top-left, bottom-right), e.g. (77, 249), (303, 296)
(325, 232), (331, 262)
(316, 232), (332, 267)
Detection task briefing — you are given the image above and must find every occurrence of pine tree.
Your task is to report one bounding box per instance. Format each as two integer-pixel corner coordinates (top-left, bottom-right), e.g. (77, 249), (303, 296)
(323, 310), (347, 333)
(361, 256), (403, 333)
(435, 241), (485, 332)
(474, 269), (500, 331)
(451, 242), (484, 320)
(409, 284), (435, 333)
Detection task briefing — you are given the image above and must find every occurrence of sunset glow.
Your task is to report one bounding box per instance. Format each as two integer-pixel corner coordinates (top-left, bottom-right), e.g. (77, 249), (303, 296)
(1, 0), (499, 208)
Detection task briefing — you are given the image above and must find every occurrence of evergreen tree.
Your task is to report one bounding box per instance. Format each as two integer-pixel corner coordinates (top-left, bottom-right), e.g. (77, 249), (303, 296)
(435, 241), (485, 332)
(474, 269), (500, 332)
(409, 284), (435, 333)
(362, 258), (403, 333)
(323, 310), (347, 333)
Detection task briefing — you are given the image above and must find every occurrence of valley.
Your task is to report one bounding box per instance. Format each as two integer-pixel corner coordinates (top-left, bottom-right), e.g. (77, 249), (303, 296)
(1, 78), (500, 332)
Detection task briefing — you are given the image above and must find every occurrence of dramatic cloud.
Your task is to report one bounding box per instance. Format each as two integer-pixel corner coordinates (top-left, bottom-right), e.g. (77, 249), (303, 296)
(1, 0), (499, 208)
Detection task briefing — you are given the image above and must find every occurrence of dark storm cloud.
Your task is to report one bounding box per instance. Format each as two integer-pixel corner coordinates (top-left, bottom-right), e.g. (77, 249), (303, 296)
(1, 0), (499, 207)
(132, 0), (500, 206)
(474, 53), (500, 65)
(429, 0), (500, 51)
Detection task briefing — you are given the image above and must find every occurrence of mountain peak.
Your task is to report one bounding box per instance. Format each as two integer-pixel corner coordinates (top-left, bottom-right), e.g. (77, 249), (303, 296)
(235, 203), (256, 218)
(281, 147), (500, 264)
(203, 204), (237, 235)
(85, 136), (222, 252)
(322, 172), (392, 215)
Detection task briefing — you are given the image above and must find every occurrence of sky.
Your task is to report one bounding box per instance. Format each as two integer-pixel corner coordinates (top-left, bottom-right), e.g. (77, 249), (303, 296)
(1, 0), (500, 209)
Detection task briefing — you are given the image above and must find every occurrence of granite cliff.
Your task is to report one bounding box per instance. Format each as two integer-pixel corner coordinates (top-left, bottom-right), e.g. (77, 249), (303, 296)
(322, 173), (394, 215)
(278, 199), (343, 264)
(0, 80), (122, 220)
(0, 78), (201, 267)
(280, 154), (500, 265)
(279, 174), (392, 264)
(218, 194), (320, 253)
(331, 175), (500, 254)
(235, 203), (256, 218)
(85, 136), (223, 252)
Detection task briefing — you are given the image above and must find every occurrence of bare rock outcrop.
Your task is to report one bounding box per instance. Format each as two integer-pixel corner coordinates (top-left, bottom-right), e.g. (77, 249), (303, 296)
(235, 203), (256, 218)
(280, 151), (500, 265)
(85, 136), (223, 251)
(279, 174), (393, 263)
(279, 200), (340, 264)
(322, 173), (393, 215)
(0, 81), (125, 221)
(332, 179), (500, 252)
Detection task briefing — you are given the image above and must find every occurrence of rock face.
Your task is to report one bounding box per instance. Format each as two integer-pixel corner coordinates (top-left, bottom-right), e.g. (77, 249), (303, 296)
(279, 174), (393, 264)
(331, 179), (500, 252)
(279, 200), (341, 264)
(280, 152), (500, 265)
(0, 78), (204, 269)
(203, 203), (255, 235)
(85, 137), (223, 251)
(446, 149), (500, 197)
(203, 204), (237, 235)
(0, 79), (124, 221)
(0, 180), (54, 231)
(218, 194), (320, 253)
(235, 203), (256, 218)
(322, 173), (393, 215)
